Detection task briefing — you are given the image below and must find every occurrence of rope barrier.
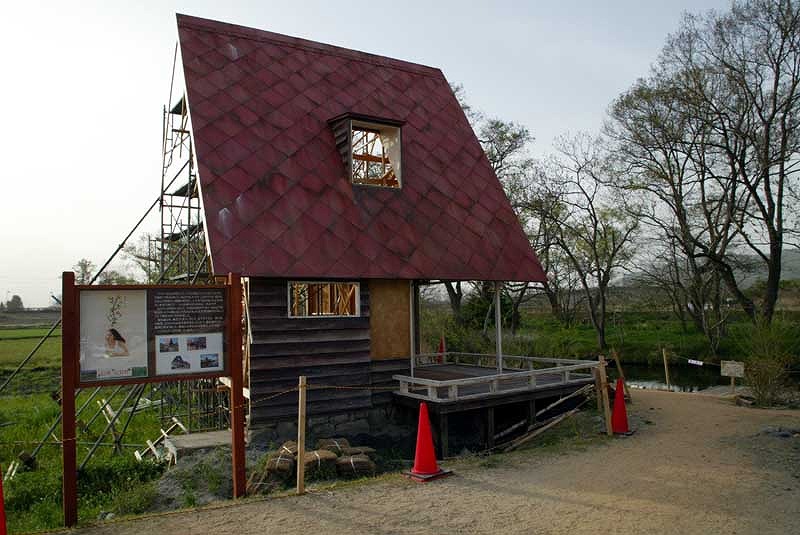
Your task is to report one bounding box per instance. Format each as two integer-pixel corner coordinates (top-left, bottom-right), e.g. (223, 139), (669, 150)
(667, 353), (721, 367)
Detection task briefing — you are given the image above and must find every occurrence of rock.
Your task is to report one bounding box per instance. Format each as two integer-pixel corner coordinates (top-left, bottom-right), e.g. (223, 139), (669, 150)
(335, 419), (370, 436)
(276, 421), (297, 438)
(310, 423), (335, 438)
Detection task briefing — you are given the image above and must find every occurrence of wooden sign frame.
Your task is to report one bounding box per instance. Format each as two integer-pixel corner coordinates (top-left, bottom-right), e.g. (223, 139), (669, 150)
(73, 283), (229, 387)
(61, 272), (246, 527)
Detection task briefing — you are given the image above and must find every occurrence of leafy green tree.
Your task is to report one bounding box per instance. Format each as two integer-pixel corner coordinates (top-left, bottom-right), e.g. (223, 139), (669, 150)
(73, 258), (96, 285)
(6, 294), (24, 311)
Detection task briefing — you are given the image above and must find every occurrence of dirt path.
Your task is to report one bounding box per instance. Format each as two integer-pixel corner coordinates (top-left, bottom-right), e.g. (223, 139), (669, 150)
(74, 391), (799, 535)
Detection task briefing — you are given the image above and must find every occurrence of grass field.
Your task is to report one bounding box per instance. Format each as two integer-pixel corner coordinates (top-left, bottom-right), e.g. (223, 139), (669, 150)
(0, 388), (168, 532)
(420, 306), (800, 365)
(0, 325), (167, 532)
(1, 311), (797, 532)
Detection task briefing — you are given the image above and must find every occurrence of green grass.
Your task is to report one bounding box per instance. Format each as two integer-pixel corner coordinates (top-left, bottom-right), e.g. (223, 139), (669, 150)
(0, 336), (61, 369)
(0, 327), (62, 340)
(0, 388), (167, 533)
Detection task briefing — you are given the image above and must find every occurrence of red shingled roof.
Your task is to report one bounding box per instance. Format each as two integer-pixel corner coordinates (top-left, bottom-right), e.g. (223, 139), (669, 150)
(177, 14), (546, 282)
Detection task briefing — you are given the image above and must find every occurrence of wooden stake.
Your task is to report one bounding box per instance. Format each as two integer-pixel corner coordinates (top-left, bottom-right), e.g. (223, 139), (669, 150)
(296, 375), (307, 495)
(593, 367), (603, 411)
(662, 348), (671, 391)
(730, 376), (735, 396)
(61, 272), (78, 528)
(612, 349), (632, 403)
(598, 356), (613, 436)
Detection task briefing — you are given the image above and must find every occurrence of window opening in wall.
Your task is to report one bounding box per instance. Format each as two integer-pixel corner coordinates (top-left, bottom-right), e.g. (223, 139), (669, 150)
(289, 282), (359, 317)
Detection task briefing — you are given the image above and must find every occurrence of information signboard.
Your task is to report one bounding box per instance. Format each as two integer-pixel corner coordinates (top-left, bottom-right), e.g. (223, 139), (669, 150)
(721, 360), (745, 378)
(77, 286), (227, 386)
(61, 273), (246, 527)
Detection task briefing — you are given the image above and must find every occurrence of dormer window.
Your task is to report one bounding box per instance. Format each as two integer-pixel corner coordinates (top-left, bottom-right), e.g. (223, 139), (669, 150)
(329, 114), (403, 189)
(351, 122), (401, 187)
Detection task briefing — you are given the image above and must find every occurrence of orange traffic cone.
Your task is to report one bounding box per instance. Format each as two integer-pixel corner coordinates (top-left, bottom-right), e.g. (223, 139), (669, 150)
(611, 378), (630, 434)
(405, 402), (452, 482)
(1, 464), (7, 535)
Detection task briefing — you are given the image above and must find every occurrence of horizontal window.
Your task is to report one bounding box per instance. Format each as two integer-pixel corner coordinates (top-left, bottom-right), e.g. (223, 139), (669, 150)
(288, 282), (360, 318)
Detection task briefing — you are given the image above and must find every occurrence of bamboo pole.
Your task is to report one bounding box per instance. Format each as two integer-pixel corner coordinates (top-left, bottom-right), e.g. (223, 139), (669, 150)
(296, 376), (307, 495)
(662, 348), (671, 391)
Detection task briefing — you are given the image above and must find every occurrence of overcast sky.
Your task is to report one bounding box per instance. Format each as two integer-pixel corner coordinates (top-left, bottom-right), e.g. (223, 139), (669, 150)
(0, 0), (731, 307)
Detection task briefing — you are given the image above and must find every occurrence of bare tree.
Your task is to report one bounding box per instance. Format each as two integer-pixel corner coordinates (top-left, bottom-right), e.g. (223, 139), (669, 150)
(607, 74), (738, 350)
(529, 135), (638, 349)
(446, 82), (537, 324)
(655, 0), (800, 323)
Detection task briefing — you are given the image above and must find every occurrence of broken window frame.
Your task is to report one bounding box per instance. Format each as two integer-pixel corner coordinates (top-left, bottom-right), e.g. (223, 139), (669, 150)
(287, 281), (360, 318)
(350, 120), (401, 188)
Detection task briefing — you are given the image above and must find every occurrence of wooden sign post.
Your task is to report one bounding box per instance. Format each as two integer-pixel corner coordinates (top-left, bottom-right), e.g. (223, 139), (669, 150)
(61, 272), (79, 527)
(721, 360), (745, 396)
(60, 272), (246, 527)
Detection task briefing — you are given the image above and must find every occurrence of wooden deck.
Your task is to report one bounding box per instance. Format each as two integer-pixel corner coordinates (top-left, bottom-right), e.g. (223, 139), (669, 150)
(408, 363), (592, 399)
(393, 354), (597, 407)
(391, 354), (599, 456)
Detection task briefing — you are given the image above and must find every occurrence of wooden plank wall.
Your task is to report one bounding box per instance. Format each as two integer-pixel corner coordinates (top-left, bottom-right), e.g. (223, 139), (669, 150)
(370, 359), (410, 405)
(248, 278), (372, 423)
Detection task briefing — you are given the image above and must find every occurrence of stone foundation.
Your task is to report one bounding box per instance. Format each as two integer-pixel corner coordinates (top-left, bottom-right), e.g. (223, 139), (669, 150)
(248, 403), (417, 453)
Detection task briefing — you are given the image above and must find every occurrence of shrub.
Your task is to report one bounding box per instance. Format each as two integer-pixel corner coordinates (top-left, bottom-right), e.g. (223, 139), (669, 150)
(738, 319), (798, 406)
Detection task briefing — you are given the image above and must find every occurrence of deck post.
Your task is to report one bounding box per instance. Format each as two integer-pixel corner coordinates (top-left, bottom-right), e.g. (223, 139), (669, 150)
(486, 407), (496, 448)
(526, 399), (536, 427)
(495, 282), (502, 374)
(439, 413), (449, 458)
(410, 280), (416, 378)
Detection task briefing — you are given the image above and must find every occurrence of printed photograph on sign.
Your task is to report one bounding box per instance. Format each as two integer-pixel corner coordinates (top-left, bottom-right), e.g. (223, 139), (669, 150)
(79, 290), (148, 382)
(159, 337), (179, 353)
(186, 336), (207, 351)
(200, 353), (220, 369)
(156, 332), (224, 375)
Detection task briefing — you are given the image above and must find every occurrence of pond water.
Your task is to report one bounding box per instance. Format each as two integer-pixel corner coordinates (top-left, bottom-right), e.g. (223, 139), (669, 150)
(608, 363), (740, 392)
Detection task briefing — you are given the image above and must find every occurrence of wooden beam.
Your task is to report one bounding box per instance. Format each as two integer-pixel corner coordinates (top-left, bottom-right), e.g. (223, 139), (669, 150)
(296, 376), (307, 495)
(495, 282), (502, 374)
(439, 413), (449, 458)
(409, 281), (416, 378)
(486, 407), (496, 449)
(598, 356), (613, 436)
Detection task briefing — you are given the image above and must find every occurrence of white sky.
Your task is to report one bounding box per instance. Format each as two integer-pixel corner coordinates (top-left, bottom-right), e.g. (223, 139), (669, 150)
(0, 0), (730, 307)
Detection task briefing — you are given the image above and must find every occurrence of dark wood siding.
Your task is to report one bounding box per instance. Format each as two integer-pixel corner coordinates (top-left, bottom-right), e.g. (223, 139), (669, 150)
(370, 359), (410, 406)
(248, 278), (372, 424)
